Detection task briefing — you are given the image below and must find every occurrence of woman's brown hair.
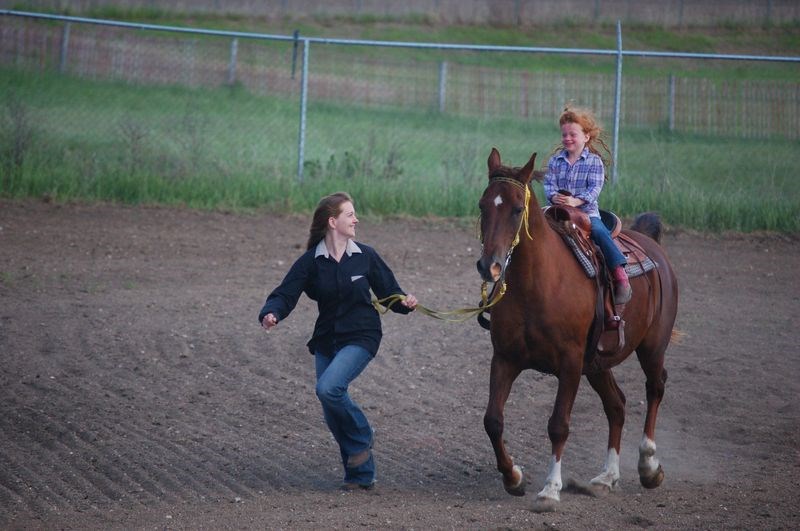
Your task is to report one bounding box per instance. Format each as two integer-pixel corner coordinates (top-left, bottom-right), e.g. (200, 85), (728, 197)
(306, 192), (354, 250)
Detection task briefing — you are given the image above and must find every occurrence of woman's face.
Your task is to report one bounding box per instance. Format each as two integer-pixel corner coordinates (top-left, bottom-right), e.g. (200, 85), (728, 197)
(331, 201), (358, 239)
(561, 121), (590, 157)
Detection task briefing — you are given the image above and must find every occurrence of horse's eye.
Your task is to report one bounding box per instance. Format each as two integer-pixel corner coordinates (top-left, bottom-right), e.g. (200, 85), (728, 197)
(512, 206), (524, 216)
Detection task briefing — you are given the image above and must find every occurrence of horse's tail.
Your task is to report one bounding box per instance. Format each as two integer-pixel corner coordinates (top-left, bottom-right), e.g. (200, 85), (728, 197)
(630, 212), (663, 244)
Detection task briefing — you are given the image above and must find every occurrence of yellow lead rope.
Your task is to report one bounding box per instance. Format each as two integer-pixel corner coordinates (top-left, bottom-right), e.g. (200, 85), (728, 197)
(372, 281), (507, 323)
(374, 176), (529, 324)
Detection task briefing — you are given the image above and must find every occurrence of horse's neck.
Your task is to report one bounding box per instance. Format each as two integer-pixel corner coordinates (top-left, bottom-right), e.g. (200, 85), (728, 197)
(511, 208), (573, 295)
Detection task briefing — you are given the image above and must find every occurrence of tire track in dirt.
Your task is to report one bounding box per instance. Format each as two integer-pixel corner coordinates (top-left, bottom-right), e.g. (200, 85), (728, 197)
(64, 325), (227, 503)
(169, 332), (342, 492)
(0, 420), (78, 515)
(98, 330), (336, 497)
(0, 451), (43, 516)
(6, 331), (254, 509)
(2, 396), (174, 509)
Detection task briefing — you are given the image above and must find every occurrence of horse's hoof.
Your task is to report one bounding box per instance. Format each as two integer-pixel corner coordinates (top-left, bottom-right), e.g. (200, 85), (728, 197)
(639, 464), (664, 489)
(531, 496), (558, 513)
(504, 482), (526, 497)
(503, 465), (526, 497)
(589, 482), (613, 497)
(587, 476), (619, 497)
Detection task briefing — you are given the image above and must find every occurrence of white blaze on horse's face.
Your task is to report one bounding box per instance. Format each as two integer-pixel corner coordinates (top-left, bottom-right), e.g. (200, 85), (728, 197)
(493, 194), (503, 208)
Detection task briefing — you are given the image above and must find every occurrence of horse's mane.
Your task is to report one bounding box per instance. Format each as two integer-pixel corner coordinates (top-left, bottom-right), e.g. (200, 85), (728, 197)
(488, 166), (521, 181)
(489, 167), (546, 183)
(540, 206), (587, 240)
(544, 214), (573, 238)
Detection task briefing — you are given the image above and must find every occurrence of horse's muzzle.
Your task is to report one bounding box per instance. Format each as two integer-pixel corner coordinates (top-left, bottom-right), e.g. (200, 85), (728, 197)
(477, 256), (503, 283)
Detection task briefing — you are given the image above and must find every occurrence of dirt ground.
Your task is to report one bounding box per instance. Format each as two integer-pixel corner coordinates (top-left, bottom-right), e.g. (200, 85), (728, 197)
(1, 199), (798, 530)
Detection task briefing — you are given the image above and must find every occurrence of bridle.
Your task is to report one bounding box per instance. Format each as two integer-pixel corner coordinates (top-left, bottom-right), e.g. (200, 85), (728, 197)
(478, 176), (534, 277)
(372, 176), (534, 324)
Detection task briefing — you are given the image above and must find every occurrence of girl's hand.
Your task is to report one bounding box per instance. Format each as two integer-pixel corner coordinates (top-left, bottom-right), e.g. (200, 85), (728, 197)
(402, 294), (418, 310)
(555, 193), (584, 208)
(262, 313), (278, 330)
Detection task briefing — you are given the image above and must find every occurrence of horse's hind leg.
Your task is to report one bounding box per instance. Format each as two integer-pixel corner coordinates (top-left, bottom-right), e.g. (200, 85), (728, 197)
(483, 356), (524, 496)
(585, 369), (626, 492)
(637, 348), (668, 489)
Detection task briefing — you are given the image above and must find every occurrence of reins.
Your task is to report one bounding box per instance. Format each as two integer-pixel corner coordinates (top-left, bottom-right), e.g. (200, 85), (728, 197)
(372, 282), (506, 323)
(372, 175), (532, 325)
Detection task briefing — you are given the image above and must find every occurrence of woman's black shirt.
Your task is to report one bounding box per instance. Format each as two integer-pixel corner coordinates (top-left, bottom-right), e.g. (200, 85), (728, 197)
(258, 240), (411, 356)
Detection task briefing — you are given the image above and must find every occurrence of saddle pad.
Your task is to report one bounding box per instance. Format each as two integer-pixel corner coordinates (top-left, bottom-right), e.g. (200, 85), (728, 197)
(562, 231), (657, 280)
(625, 256), (656, 278)
(616, 233), (657, 279)
(563, 235), (597, 278)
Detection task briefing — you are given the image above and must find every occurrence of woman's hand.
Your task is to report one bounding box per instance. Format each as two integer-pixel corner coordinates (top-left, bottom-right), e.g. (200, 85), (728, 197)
(401, 294), (418, 310)
(262, 313), (278, 330)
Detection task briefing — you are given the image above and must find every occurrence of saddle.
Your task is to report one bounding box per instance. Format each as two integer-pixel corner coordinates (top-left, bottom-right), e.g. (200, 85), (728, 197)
(543, 206), (658, 367)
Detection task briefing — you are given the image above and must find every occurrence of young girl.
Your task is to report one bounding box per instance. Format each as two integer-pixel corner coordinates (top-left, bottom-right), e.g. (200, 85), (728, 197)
(258, 192), (417, 490)
(543, 107), (631, 303)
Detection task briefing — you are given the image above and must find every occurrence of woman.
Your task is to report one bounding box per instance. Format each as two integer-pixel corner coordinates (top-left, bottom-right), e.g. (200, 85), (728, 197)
(258, 192), (417, 490)
(543, 106), (631, 303)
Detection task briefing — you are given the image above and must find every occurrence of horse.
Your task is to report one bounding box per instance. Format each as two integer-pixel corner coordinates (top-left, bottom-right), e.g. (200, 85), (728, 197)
(476, 148), (679, 512)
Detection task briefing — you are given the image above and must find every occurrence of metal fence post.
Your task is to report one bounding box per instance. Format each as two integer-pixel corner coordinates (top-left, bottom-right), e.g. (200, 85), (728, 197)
(59, 22), (70, 73)
(297, 38), (309, 182)
(612, 20), (622, 184)
(668, 74), (676, 131)
(291, 29), (299, 79)
(227, 38), (238, 85)
(438, 60), (447, 113)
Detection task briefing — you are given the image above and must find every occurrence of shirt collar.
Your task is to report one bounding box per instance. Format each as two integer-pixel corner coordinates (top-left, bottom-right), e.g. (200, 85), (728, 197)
(314, 239), (362, 259)
(557, 147), (589, 161)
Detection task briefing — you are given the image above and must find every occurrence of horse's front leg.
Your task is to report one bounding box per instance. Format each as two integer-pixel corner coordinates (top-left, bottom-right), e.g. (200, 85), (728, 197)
(534, 365), (582, 511)
(483, 355), (524, 496)
(585, 369), (626, 493)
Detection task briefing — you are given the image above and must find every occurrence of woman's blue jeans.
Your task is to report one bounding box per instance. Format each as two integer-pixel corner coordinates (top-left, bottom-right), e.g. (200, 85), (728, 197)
(590, 216), (627, 269)
(315, 345), (375, 485)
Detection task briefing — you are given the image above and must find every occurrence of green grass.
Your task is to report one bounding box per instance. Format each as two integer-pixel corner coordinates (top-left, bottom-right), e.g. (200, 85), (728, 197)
(1, 66), (798, 232)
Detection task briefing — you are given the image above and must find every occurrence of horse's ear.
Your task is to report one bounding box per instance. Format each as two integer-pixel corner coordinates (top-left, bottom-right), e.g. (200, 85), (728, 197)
(519, 152), (537, 185)
(531, 170), (545, 182)
(487, 148), (501, 176)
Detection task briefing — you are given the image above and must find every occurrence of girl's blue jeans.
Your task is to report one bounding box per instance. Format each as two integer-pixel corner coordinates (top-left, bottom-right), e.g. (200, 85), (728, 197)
(590, 216), (627, 269)
(315, 345), (375, 485)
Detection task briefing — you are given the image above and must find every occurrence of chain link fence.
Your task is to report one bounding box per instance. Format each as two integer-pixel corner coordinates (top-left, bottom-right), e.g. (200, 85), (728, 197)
(1, 10), (798, 222)
(1, 14), (301, 197)
(6, 0), (800, 27)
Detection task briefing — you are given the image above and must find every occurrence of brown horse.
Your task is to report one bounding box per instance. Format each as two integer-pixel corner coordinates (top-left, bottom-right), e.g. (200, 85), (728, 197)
(476, 148), (678, 511)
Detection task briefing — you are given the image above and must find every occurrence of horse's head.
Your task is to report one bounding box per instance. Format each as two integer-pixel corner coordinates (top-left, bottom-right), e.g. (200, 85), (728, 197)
(476, 148), (538, 283)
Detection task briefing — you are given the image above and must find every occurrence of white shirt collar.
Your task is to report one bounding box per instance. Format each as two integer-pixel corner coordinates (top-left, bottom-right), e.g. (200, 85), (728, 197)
(314, 239), (362, 259)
